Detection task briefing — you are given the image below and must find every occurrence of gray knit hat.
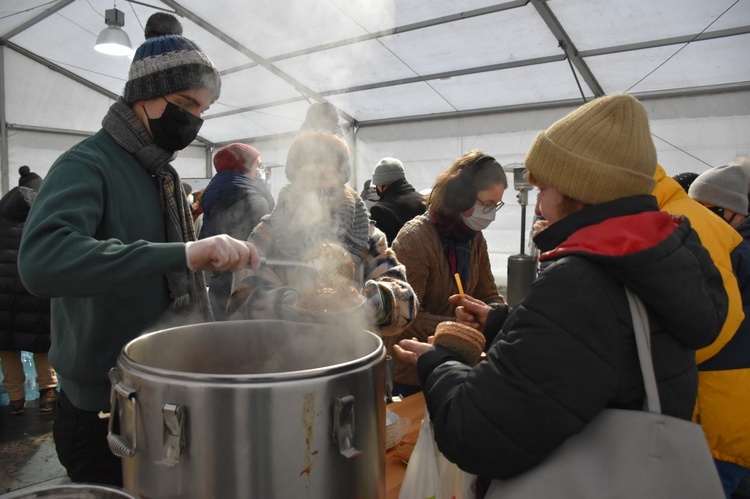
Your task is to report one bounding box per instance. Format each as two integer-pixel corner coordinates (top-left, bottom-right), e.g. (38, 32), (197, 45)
(372, 157), (405, 185)
(123, 13), (220, 105)
(689, 165), (749, 216)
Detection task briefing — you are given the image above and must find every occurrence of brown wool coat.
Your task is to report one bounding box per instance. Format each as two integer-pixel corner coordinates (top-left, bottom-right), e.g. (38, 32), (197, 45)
(389, 216), (503, 385)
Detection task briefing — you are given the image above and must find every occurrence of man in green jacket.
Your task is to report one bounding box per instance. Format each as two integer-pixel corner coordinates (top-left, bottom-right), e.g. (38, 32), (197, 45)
(18, 13), (259, 487)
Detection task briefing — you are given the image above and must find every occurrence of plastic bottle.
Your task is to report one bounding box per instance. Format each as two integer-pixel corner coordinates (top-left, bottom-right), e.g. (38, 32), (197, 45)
(0, 371), (8, 406)
(22, 351), (40, 400)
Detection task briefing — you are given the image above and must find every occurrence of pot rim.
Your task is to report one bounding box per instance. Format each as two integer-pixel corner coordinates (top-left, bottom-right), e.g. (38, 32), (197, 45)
(119, 320), (385, 382)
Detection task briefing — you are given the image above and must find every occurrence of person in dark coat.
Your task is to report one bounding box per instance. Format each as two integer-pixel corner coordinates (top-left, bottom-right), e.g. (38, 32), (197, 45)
(369, 157), (426, 245)
(0, 166), (57, 415)
(200, 143), (275, 319)
(393, 94), (728, 499)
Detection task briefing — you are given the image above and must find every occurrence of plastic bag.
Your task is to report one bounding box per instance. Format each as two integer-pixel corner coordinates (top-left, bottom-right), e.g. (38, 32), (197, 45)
(437, 449), (464, 499)
(399, 407), (441, 499)
(399, 406), (476, 499)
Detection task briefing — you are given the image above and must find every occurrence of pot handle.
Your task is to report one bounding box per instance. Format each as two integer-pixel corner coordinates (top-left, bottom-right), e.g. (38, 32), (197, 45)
(107, 368), (137, 459)
(333, 395), (363, 459)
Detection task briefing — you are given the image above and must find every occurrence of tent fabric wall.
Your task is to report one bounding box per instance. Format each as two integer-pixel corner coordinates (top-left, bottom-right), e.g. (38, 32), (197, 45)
(248, 90), (750, 285)
(3, 44), (749, 284)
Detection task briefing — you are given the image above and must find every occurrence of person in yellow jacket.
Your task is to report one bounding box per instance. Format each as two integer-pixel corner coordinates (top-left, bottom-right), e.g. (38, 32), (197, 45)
(653, 164), (747, 491)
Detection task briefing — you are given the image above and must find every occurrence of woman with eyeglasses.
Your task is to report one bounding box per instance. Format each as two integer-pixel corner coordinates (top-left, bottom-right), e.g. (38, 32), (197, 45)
(386, 150), (509, 397)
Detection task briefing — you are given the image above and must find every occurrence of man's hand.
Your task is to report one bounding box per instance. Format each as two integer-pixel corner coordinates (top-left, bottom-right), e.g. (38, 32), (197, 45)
(186, 235), (260, 272)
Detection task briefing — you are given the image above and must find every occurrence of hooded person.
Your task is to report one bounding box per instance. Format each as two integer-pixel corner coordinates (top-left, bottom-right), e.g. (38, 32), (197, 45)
(227, 131), (417, 338)
(200, 143), (275, 320)
(18, 13), (260, 487)
(393, 94), (727, 499)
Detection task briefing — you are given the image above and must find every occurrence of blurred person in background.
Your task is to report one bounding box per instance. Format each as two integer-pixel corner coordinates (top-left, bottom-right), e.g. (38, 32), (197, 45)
(688, 165), (750, 497)
(368, 157), (426, 245)
(228, 131), (417, 337)
(673, 171), (699, 193)
(387, 150), (508, 397)
(0, 166), (58, 415)
(360, 179), (380, 211)
(200, 143), (275, 320)
(394, 94), (727, 499)
(190, 188), (204, 221)
(298, 101), (345, 137)
(18, 13), (259, 487)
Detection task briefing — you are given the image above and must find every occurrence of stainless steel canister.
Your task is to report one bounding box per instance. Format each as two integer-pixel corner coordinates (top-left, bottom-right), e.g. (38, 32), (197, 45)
(108, 320), (385, 499)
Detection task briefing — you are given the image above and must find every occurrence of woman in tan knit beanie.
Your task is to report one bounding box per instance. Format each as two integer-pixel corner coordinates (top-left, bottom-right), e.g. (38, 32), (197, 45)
(394, 94), (728, 499)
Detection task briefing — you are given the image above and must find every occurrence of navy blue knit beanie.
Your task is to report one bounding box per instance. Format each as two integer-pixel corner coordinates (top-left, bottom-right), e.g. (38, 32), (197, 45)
(123, 13), (220, 105)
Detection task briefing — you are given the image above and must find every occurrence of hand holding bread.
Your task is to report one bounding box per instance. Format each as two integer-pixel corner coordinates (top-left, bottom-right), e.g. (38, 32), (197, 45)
(394, 321), (486, 367)
(432, 321), (485, 365)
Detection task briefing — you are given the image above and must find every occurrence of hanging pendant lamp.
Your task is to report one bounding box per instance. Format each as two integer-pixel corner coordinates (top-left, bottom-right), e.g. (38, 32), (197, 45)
(95, 8), (133, 56)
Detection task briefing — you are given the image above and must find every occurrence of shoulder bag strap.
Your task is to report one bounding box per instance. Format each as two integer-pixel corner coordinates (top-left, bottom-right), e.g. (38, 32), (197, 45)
(624, 288), (662, 415)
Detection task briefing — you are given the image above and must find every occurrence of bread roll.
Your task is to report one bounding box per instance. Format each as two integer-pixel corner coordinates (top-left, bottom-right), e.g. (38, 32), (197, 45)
(433, 321), (485, 365)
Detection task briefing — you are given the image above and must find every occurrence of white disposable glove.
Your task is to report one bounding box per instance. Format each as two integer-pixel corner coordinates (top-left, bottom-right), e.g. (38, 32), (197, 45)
(185, 234), (260, 272)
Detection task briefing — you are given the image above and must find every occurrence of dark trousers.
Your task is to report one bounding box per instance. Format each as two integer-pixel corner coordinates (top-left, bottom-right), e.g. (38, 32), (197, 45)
(53, 389), (123, 487)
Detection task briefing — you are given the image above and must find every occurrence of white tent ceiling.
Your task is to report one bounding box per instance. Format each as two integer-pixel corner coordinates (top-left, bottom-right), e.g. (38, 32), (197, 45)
(1, 0), (749, 283)
(2, 0), (749, 145)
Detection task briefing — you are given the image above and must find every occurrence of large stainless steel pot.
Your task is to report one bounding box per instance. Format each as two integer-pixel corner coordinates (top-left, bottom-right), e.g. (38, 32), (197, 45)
(108, 320), (385, 499)
(1, 484), (139, 498)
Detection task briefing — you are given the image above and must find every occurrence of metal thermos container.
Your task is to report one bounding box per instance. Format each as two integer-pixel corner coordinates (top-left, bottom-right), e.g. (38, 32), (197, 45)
(108, 320), (385, 499)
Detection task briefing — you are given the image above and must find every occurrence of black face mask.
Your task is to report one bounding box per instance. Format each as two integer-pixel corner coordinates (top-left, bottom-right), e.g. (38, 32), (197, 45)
(144, 98), (203, 152)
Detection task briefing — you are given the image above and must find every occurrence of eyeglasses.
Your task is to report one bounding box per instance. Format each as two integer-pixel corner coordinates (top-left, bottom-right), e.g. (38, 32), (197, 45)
(477, 199), (505, 214)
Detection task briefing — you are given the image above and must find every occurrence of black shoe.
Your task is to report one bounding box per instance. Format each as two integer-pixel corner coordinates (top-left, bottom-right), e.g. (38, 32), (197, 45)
(39, 388), (58, 413)
(9, 399), (25, 415)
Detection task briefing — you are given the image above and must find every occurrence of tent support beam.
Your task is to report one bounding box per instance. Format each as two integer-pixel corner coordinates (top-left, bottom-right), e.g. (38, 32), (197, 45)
(4, 41), (118, 101)
(529, 0), (604, 97)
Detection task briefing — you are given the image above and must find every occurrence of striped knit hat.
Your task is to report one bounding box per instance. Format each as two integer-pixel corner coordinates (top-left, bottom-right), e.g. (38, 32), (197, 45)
(123, 13), (220, 105)
(525, 93), (656, 205)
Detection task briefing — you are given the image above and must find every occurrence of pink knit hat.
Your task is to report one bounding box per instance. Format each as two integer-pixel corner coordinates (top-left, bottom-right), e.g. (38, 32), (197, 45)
(213, 143), (261, 173)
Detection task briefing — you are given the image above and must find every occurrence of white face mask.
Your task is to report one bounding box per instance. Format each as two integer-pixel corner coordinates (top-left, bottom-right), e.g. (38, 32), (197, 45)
(461, 203), (497, 231)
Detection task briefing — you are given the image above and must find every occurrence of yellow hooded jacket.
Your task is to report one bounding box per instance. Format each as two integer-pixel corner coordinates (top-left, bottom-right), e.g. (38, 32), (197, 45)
(653, 165), (748, 467)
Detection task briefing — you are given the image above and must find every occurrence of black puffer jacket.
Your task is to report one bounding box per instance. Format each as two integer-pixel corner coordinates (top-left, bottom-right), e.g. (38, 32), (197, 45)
(369, 178), (426, 245)
(417, 195), (727, 496)
(0, 186), (51, 352)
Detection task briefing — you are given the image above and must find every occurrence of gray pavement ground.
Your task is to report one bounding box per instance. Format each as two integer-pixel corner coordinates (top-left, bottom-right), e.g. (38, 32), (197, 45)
(0, 398), (69, 495)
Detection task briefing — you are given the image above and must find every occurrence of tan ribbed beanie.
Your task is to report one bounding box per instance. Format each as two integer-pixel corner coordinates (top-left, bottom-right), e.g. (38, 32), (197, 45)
(524, 94), (656, 205)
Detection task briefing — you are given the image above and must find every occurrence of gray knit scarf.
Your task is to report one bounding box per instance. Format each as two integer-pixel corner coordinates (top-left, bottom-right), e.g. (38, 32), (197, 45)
(101, 98), (212, 321)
